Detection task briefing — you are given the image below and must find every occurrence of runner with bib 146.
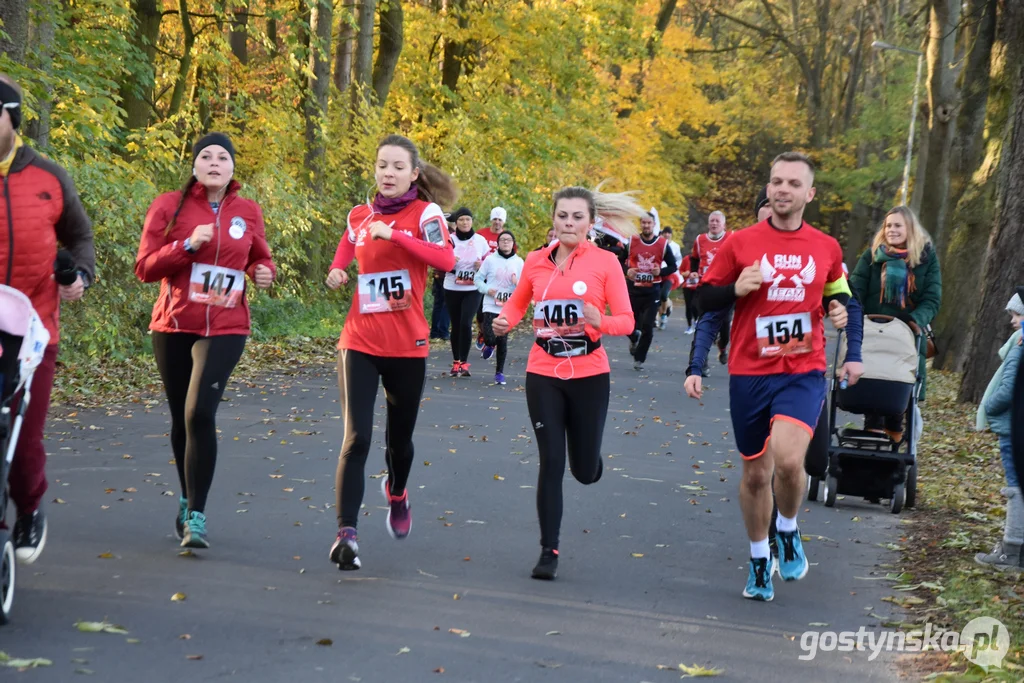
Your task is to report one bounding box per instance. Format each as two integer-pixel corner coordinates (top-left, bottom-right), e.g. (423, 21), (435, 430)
(684, 152), (864, 602)
(324, 134), (457, 571)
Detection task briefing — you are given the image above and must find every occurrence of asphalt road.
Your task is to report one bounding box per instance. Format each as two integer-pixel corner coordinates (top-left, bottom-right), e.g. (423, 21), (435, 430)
(2, 314), (909, 682)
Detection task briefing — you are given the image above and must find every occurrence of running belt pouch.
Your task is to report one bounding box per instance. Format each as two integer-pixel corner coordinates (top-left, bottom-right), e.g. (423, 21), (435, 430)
(535, 337), (601, 358)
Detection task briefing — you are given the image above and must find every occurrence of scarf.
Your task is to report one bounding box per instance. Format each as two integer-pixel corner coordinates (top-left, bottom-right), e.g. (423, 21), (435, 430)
(372, 185), (419, 215)
(454, 228), (476, 241)
(875, 245), (915, 307)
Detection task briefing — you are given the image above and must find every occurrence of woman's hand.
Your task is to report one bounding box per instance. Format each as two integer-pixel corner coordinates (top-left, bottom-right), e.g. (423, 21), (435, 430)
(626, 268), (638, 281)
(487, 288), (497, 297)
(583, 303), (602, 329)
(326, 268), (349, 290)
(491, 316), (510, 336)
(369, 221), (394, 241)
(253, 264), (274, 289)
(473, 260), (482, 270)
(189, 223), (215, 249)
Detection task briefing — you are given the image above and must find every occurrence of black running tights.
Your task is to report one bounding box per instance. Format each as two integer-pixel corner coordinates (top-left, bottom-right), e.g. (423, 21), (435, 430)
(481, 312), (508, 374)
(335, 349), (426, 528)
(152, 331), (247, 514)
(444, 289), (483, 363)
(526, 372), (610, 549)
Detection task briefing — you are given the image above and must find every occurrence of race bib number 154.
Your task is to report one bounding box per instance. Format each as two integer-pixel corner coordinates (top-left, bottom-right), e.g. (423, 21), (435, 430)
(756, 312), (812, 357)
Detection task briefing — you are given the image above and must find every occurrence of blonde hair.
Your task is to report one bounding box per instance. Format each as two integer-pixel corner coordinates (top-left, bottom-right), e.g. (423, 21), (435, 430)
(871, 206), (931, 267)
(552, 183), (645, 239)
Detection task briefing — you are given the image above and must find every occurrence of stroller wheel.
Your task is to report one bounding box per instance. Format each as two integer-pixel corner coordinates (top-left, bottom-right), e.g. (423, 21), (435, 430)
(905, 464), (918, 509)
(890, 483), (906, 514)
(824, 475), (838, 508)
(0, 530), (14, 625)
(807, 475), (820, 502)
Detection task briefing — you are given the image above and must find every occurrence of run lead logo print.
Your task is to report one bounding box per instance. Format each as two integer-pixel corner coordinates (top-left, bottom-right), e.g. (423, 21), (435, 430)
(759, 254), (816, 302)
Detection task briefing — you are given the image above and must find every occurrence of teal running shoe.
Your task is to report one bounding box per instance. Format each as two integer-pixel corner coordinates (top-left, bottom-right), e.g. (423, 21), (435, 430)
(777, 530), (809, 581)
(742, 556), (774, 601)
(181, 511), (209, 549)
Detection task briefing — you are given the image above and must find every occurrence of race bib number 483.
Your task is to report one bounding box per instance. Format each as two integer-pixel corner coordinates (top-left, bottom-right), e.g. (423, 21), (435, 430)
(358, 269), (411, 314)
(533, 299), (585, 339)
(756, 312), (812, 357)
(455, 268), (477, 286)
(189, 263), (245, 308)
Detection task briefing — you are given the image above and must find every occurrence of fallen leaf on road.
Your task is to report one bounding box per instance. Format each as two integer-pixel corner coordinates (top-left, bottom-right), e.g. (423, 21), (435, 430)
(631, 553), (644, 558)
(493, 474), (504, 481)
(434, 667), (445, 673)
(678, 663), (724, 677)
(808, 622), (829, 627)
(125, 639), (140, 644)
(171, 593), (187, 602)
(75, 668), (95, 675)
(448, 449), (457, 453)
(397, 647), (411, 655)
(180, 634), (191, 640)
(316, 639), (333, 646)
(0, 653), (53, 668)
(53, 498), (66, 504)
(545, 631), (561, 636)
(97, 552), (114, 559)
(448, 629), (471, 637)
(453, 594), (460, 600)
(535, 661), (562, 669)
(186, 654), (203, 661)
(75, 621), (128, 635)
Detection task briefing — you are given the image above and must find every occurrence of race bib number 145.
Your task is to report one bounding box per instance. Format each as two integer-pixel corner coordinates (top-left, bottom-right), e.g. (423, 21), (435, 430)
(358, 269), (411, 314)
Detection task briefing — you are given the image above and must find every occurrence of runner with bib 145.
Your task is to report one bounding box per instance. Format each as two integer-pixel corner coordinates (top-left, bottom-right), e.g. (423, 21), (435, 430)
(684, 152), (864, 602)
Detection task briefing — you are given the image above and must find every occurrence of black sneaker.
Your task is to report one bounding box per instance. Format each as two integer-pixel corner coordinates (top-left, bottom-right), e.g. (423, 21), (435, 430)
(628, 332), (639, 356)
(532, 548), (559, 580)
(14, 509), (47, 564)
(719, 349), (728, 365)
(330, 527), (361, 570)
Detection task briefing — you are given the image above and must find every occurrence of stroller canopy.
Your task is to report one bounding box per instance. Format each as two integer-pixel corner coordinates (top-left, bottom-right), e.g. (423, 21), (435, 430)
(838, 316), (918, 384)
(0, 285), (50, 391)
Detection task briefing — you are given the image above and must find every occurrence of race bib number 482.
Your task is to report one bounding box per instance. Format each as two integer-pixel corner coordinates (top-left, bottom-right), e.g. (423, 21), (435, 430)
(189, 263), (245, 308)
(533, 299), (585, 339)
(358, 269), (411, 314)
(756, 312), (812, 357)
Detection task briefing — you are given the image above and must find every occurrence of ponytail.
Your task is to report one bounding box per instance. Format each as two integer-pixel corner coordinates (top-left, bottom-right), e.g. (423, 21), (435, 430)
(552, 183), (646, 239)
(376, 134), (460, 209)
(164, 176), (198, 236)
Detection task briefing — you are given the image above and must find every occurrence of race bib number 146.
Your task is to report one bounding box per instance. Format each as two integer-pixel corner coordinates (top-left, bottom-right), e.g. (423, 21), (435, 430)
(533, 299), (585, 339)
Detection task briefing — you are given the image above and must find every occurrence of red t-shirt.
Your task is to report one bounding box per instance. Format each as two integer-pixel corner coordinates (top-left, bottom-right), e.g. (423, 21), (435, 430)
(701, 220), (845, 376)
(477, 226), (502, 253)
(691, 231), (730, 276)
(627, 235), (667, 287)
(333, 200), (453, 358)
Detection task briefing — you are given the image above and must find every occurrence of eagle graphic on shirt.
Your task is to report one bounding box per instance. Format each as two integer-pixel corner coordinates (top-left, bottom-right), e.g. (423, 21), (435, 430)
(759, 254), (816, 302)
(636, 253), (659, 273)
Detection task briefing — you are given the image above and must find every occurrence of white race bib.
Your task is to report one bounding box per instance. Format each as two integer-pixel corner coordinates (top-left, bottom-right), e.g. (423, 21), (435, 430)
(189, 263), (245, 308)
(494, 289), (513, 304)
(533, 298), (586, 339)
(357, 269), (412, 314)
(755, 312), (813, 357)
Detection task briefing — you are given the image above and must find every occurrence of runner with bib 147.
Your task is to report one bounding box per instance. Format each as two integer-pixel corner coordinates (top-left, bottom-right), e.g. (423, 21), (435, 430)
(324, 135), (457, 572)
(684, 152), (864, 602)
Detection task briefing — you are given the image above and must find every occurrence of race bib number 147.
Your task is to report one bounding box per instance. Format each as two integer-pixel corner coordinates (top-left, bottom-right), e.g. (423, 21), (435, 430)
(189, 263), (245, 308)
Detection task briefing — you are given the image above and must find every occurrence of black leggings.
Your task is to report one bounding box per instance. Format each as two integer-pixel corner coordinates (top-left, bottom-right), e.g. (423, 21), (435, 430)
(526, 372), (610, 549)
(152, 332), (247, 514)
(335, 349), (426, 528)
(481, 312), (508, 373)
(683, 288), (696, 325)
(444, 289), (483, 363)
(629, 289), (660, 363)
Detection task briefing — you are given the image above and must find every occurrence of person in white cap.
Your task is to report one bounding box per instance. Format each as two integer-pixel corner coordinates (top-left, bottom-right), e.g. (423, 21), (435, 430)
(475, 206), (508, 351)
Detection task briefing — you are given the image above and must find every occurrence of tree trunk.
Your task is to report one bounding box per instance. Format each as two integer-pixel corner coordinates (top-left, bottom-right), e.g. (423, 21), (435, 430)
(916, 0), (960, 243)
(351, 0), (375, 108)
(118, 0), (162, 130)
(0, 0), (29, 64)
(959, 4), (1024, 402)
(230, 2), (249, 65)
(646, 0), (678, 60)
(302, 0), (333, 278)
(939, 0), (996, 256)
(168, 0), (195, 118)
(24, 1), (56, 148)
(333, 3), (355, 92)
(372, 0), (403, 107)
(441, 0), (467, 110)
(841, 7), (867, 134)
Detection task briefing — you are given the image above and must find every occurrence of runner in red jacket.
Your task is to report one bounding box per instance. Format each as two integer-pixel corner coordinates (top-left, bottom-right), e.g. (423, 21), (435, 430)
(325, 135), (457, 571)
(136, 132), (276, 550)
(492, 186), (643, 580)
(0, 75), (95, 565)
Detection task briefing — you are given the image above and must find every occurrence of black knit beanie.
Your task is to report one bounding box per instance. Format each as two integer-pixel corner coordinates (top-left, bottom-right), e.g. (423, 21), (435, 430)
(193, 132), (236, 164)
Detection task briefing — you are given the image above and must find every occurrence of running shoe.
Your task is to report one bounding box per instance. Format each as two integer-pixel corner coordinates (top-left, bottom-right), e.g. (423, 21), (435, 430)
(450, 361), (461, 376)
(381, 477), (412, 539)
(13, 509), (47, 564)
(459, 363), (472, 378)
(174, 496), (188, 540)
(776, 530), (809, 581)
(532, 548), (559, 580)
(476, 336), (485, 350)
(494, 372), (506, 385)
(181, 511), (209, 549)
(719, 349), (728, 365)
(658, 315), (667, 330)
(685, 326), (695, 335)
(628, 332), (640, 356)
(330, 527), (361, 570)
(482, 345), (494, 360)
(633, 361), (644, 371)
(742, 556), (774, 601)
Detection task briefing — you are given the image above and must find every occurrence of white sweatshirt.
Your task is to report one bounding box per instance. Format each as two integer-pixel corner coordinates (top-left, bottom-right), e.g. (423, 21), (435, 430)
(474, 251), (525, 314)
(444, 231), (492, 291)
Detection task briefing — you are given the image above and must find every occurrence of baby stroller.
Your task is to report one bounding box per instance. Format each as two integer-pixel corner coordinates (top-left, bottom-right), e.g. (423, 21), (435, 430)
(0, 285), (50, 624)
(807, 315), (923, 514)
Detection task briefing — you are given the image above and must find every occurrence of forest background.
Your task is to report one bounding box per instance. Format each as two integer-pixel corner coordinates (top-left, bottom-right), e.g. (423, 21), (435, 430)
(0, 0), (1023, 401)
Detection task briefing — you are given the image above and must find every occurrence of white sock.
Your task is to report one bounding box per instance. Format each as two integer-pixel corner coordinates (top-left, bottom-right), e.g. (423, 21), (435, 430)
(777, 513), (798, 533)
(750, 539), (771, 559)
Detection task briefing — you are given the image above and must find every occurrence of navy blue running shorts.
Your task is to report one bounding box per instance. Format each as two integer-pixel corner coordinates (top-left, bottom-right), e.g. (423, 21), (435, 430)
(728, 371), (826, 460)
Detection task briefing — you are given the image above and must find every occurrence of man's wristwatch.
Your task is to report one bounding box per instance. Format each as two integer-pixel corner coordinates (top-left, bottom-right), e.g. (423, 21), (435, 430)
(184, 238), (196, 253)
